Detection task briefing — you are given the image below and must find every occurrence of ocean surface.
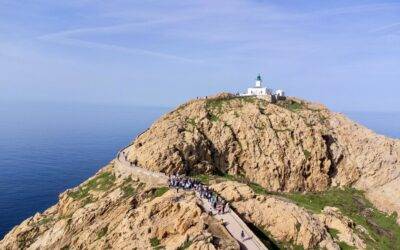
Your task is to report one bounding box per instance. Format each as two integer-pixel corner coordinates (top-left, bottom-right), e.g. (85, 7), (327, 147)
(0, 103), (399, 239)
(0, 102), (168, 239)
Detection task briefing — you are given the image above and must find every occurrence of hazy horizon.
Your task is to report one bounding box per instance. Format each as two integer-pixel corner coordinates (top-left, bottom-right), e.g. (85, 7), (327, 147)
(1, 1), (400, 111)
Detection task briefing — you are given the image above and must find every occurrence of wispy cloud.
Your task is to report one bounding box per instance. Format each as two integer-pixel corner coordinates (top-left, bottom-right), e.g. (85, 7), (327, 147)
(39, 37), (204, 63)
(37, 17), (203, 63)
(370, 22), (400, 35)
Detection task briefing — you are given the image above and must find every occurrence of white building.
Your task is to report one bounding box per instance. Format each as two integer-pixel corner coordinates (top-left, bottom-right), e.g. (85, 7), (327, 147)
(241, 75), (272, 96)
(240, 74), (285, 101)
(275, 89), (285, 98)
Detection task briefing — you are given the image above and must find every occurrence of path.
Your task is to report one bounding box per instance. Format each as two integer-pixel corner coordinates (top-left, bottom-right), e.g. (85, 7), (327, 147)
(116, 146), (267, 250)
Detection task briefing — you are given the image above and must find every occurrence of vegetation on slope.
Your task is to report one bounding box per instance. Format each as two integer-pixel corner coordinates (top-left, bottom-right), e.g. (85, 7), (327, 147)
(285, 188), (400, 250)
(191, 173), (400, 250)
(68, 171), (116, 202)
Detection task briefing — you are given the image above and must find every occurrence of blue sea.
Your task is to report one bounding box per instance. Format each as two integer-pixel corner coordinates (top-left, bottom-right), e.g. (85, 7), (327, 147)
(0, 102), (168, 239)
(0, 103), (399, 239)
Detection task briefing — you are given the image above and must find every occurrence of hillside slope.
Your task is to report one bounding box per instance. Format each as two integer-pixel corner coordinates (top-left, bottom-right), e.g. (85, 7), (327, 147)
(1, 93), (399, 250)
(128, 93), (400, 219)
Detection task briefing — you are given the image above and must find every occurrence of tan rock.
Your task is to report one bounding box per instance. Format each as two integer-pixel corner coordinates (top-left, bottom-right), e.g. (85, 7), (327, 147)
(0, 163), (238, 250)
(211, 181), (339, 250)
(128, 94), (400, 221)
(318, 206), (366, 249)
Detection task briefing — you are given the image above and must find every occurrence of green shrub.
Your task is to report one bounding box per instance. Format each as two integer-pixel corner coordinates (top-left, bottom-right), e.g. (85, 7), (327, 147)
(338, 241), (355, 250)
(121, 185), (135, 198)
(186, 118), (196, 127)
(68, 172), (116, 200)
(285, 188), (400, 249)
(303, 149), (311, 159)
(276, 100), (304, 112)
(177, 240), (193, 250)
(153, 187), (169, 198)
(97, 226), (108, 239)
(328, 228), (340, 239)
(150, 237), (164, 249)
(209, 113), (219, 122)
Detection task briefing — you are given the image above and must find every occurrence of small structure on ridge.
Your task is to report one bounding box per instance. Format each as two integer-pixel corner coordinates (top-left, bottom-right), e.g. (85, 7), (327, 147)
(240, 74), (285, 102)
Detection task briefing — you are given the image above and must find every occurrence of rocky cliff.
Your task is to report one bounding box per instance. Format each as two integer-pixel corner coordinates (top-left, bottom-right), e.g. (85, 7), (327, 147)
(128, 93), (400, 219)
(1, 93), (399, 250)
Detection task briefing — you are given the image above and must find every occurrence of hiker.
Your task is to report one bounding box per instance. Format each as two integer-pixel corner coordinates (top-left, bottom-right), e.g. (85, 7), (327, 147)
(224, 202), (230, 213)
(241, 230), (245, 240)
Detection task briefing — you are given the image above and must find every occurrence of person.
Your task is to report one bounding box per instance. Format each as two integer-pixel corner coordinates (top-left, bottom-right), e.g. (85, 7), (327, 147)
(224, 202), (230, 213)
(241, 230), (245, 240)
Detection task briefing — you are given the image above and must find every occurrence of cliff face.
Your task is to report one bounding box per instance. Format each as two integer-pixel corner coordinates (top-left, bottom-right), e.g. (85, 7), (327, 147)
(128, 93), (400, 218)
(2, 93), (400, 250)
(0, 163), (238, 250)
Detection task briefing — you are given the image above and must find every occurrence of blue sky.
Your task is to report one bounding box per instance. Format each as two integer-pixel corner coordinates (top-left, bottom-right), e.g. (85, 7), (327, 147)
(1, 0), (399, 111)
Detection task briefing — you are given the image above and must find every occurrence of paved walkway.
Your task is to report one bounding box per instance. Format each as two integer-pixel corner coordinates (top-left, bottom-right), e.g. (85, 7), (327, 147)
(116, 146), (267, 250)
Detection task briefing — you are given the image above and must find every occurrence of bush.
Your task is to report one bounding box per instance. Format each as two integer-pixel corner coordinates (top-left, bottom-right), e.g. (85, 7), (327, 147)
(68, 172), (116, 200)
(153, 187), (169, 198)
(97, 226), (108, 239)
(285, 188), (400, 249)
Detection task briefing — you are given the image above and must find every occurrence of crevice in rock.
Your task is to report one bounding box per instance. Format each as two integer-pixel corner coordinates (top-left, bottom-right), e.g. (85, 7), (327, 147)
(322, 134), (343, 181)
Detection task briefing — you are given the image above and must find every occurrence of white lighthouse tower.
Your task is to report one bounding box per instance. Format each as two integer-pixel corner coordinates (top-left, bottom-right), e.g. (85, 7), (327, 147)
(240, 74), (286, 102)
(255, 74), (262, 87)
(242, 74), (270, 96)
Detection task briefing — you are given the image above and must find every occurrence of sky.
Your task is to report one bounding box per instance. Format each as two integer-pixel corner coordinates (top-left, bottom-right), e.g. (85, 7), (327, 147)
(0, 0), (399, 111)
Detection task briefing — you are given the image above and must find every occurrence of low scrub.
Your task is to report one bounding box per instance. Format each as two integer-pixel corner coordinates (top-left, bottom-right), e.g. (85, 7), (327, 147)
(276, 100), (304, 112)
(68, 172), (116, 200)
(285, 188), (400, 249)
(153, 187), (169, 198)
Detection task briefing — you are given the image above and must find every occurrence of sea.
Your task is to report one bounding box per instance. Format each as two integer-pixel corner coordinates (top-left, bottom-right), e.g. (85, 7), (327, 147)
(0, 102), (399, 239)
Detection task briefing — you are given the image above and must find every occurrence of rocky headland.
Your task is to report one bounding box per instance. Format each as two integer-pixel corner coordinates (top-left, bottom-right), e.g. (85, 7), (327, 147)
(1, 93), (399, 249)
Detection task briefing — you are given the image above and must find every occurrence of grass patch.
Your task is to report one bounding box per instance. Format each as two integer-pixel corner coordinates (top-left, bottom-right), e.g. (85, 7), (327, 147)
(177, 240), (193, 250)
(68, 172), (116, 200)
(248, 182), (269, 195)
(338, 241), (355, 250)
(205, 98), (226, 112)
(285, 188), (400, 250)
(193, 172), (400, 250)
(276, 99), (304, 112)
(192, 174), (212, 185)
(209, 113), (219, 122)
(82, 195), (95, 206)
(328, 228), (340, 239)
(186, 117), (197, 127)
(191, 172), (248, 186)
(36, 217), (53, 226)
(121, 185), (135, 198)
(97, 226), (108, 239)
(153, 187), (169, 198)
(303, 149), (311, 159)
(150, 237), (164, 249)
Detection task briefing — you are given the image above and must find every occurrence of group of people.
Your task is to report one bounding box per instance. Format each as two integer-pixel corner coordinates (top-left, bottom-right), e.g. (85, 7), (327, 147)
(168, 174), (230, 215)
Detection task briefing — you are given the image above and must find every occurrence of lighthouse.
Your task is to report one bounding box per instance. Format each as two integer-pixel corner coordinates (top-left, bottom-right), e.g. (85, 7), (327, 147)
(255, 74), (262, 87)
(242, 74), (270, 96)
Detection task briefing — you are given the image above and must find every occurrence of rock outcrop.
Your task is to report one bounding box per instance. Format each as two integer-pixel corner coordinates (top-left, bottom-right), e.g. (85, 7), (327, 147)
(128, 93), (400, 220)
(0, 163), (238, 250)
(2, 93), (399, 250)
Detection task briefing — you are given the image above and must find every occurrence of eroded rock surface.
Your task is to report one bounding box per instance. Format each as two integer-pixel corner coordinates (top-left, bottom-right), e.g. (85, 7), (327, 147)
(2, 93), (400, 250)
(128, 93), (400, 220)
(211, 181), (374, 250)
(0, 163), (238, 250)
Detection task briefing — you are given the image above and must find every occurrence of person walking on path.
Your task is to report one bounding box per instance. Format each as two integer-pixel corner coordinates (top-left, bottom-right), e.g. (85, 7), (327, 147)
(224, 202), (230, 213)
(241, 230), (245, 240)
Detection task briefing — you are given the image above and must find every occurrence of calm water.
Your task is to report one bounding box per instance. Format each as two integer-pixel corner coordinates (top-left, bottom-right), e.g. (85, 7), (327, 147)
(0, 102), (168, 239)
(0, 104), (399, 239)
